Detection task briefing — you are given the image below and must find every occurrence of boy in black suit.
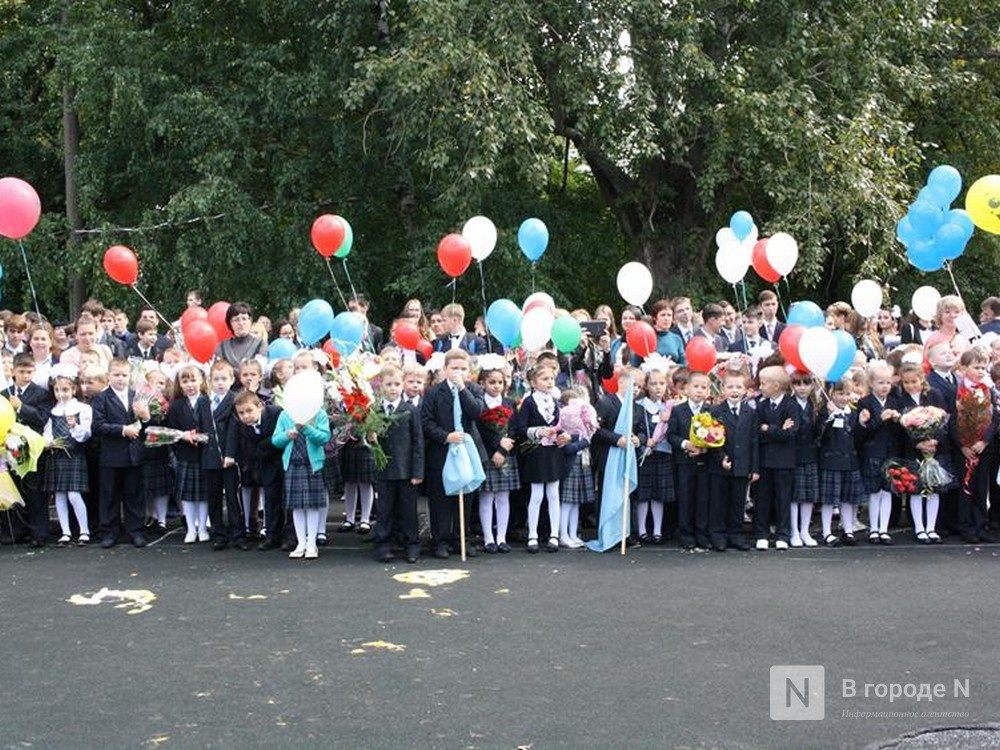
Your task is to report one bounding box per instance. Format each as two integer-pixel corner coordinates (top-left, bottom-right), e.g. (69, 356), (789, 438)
(421, 349), (485, 559)
(707, 369), (758, 551)
(124, 320), (162, 362)
(754, 365), (797, 549)
(372, 363), (424, 563)
(926, 338), (961, 536)
(3, 354), (53, 546)
(667, 370), (713, 550)
(591, 368), (642, 524)
(234, 390), (285, 550)
(197, 360), (247, 550)
(91, 357), (148, 548)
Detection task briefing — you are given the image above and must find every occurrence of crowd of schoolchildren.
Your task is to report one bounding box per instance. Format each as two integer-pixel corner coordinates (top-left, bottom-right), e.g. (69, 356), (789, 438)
(2, 285), (999, 563)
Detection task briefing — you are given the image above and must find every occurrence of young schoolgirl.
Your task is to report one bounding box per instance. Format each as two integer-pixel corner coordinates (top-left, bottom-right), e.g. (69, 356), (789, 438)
(42, 366), (93, 545)
(267, 358), (293, 409)
(166, 364), (209, 543)
(857, 361), (901, 544)
(817, 378), (865, 546)
(634, 366), (675, 544)
(894, 362), (952, 543)
(510, 363), (568, 552)
(290, 351), (335, 547)
(338, 365), (376, 534)
(475, 360), (519, 553)
(138, 367), (173, 535)
(790, 373), (821, 547)
(237, 360), (268, 536)
(557, 387), (598, 548)
(272, 377), (332, 559)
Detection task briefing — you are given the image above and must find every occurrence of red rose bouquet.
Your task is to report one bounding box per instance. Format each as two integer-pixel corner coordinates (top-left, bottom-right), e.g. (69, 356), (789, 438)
(956, 381), (993, 493)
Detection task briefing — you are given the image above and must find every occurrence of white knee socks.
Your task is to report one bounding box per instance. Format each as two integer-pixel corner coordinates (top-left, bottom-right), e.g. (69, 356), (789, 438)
(305, 508), (321, 549)
(869, 490), (892, 534)
(651, 501), (664, 537)
(55, 491), (89, 537)
(925, 493), (939, 533)
(790, 502), (801, 542)
(821, 505), (835, 538)
(799, 502), (813, 540)
(636, 501), (649, 537)
(910, 494), (925, 534)
(292, 509), (307, 550)
(480, 491), (512, 545)
(528, 482), (561, 541)
(840, 504), (856, 534)
(344, 483), (374, 524)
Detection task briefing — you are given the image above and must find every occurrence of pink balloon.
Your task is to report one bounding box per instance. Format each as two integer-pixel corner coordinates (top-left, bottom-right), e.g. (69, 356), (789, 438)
(0, 177), (42, 240)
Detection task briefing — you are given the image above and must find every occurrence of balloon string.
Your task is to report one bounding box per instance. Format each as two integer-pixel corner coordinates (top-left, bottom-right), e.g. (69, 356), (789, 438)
(17, 240), (40, 318)
(324, 259), (349, 310)
(773, 282), (787, 319)
(531, 262), (536, 293)
(130, 284), (182, 345)
(341, 258), (359, 304)
(478, 261), (491, 353)
(451, 278), (457, 304)
(943, 261), (964, 301)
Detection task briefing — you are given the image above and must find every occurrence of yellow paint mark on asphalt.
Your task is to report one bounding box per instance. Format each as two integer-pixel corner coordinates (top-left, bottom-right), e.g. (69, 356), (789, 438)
(393, 569), (469, 587)
(399, 587), (431, 600)
(67, 587), (156, 615)
(430, 608), (457, 618)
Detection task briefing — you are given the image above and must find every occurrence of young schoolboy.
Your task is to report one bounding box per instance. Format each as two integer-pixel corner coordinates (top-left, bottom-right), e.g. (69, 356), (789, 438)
(431, 303), (486, 354)
(124, 320), (161, 361)
(667, 369), (713, 550)
(754, 366), (797, 549)
(2, 354), (53, 545)
(591, 367), (643, 523)
(707, 369), (758, 551)
(955, 349), (997, 543)
(234, 390), (285, 550)
(758, 290), (785, 343)
(91, 358), (147, 548)
(402, 362), (426, 408)
(926, 337), (961, 535)
(372, 363), (424, 563)
(197, 360), (248, 550)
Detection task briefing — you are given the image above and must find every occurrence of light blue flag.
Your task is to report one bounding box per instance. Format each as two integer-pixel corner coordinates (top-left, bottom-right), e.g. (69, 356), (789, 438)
(587, 383), (638, 552)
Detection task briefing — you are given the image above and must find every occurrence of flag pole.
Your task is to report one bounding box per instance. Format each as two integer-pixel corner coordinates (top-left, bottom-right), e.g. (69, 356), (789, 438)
(458, 489), (467, 561)
(620, 376), (633, 555)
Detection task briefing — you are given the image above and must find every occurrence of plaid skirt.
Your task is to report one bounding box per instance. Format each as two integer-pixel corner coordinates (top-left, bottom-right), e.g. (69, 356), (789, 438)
(483, 454), (521, 493)
(284, 461), (329, 510)
(174, 460), (204, 504)
(42, 450), (88, 493)
(636, 452), (676, 504)
(819, 468), (865, 506)
(142, 458), (175, 499)
(860, 456), (890, 494)
(793, 462), (820, 504)
(322, 458), (342, 494)
(339, 441), (376, 484)
(561, 454), (596, 505)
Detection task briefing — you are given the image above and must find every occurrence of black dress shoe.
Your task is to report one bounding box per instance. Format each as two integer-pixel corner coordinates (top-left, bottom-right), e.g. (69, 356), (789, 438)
(212, 539), (228, 551)
(376, 552), (395, 563)
(28, 538), (45, 549)
(258, 538), (281, 551)
(316, 534), (329, 547)
(961, 533), (980, 544)
(233, 539), (252, 551)
(497, 542), (512, 553)
(977, 531), (996, 543)
(405, 549), (420, 563)
(712, 544), (727, 552)
(131, 533), (147, 548)
(280, 539), (296, 552)
(734, 542), (751, 551)
(433, 546), (450, 560)
(484, 542), (498, 554)
(100, 536), (117, 549)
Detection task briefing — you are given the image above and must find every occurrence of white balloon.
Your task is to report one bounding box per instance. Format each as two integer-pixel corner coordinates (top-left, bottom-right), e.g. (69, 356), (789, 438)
(520, 306), (554, 351)
(747, 224), (759, 244)
(911, 286), (941, 322)
(616, 262), (654, 305)
(462, 215), (497, 261)
(714, 246), (749, 285)
(282, 370), (325, 425)
(522, 292), (555, 315)
(851, 279), (883, 318)
(798, 326), (838, 380)
(715, 227), (738, 249)
(766, 232), (799, 276)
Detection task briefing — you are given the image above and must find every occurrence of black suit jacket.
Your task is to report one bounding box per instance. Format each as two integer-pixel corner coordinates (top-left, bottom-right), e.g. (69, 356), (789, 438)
(166, 395), (202, 464)
(124, 341), (161, 362)
(757, 394), (797, 469)
(196, 392), (239, 469)
(375, 399), (424, 482)
(237, 404), (284, 486)
(90, 387), (142, 467)
(432, 332), (487, 355)
(927, 371), (958, 418)
(792, 397), (820, 465)
(421, 381), (486, 473)
(817, 405), (862, 471)
(667, 401), (709, 466)
(592, 393), (626, 472)
(708, 400), (759, 477)
(3, 382), (52, 433)
(760, 320), (786, 343)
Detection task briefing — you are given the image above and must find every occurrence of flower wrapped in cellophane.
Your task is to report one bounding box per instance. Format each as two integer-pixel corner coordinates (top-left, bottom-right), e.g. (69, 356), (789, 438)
(688, 411), (726, 449)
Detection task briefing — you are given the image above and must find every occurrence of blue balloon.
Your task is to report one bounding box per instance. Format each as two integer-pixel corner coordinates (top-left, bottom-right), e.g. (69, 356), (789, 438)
(330, 311), (365, 356)
(935, 222), (968, 261)
(0, 262), (4, 280)
(946, 208), (975, 242)
(927, 165), (963, 205)
(786, 301), (825, 328)
(486, 298), (522, 348)
(907, 200), (944, 238)
(517, 218), (549, 262)
(268, 338), (297, 361)
(730, 211), (754, 241)
(827, 330), (857, 382)
(895, 216), (918, 247)
(907, 238), (944, 272)
(298, 298), (335, 346)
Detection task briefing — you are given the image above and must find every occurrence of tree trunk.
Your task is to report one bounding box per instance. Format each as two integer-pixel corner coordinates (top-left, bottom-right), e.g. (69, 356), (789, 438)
(63, 3), (84, 318)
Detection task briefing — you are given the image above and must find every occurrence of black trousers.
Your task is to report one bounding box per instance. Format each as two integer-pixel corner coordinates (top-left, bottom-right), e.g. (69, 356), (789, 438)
(98, 465), (143, 539)
(754, 467), (793, 542)
(8, 471), (48, 541)
(959, 451), (990, 537)
(675, 461), (710, 546)
(204, 466), (244, 542)
(258, 480), (284, 542)
(375, 479), (419, 555)
(709, 474), (748, 547)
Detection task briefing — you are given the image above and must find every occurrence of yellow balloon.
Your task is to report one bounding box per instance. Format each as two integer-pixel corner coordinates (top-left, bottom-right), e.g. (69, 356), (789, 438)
(965, 174), (1000, 235)
(0, 396), (14, 442)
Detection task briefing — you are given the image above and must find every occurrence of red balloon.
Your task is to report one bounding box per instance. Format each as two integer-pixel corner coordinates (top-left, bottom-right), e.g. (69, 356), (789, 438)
(416, 339), (433, 360)
(184, 319), (218, 363)
(394, 321), (421, 350)
(751, 238), (781, 283)
(310, 214), (347, 258)
(180, 305), (208, 330)
(0, 177), (42, 240)
(625, 321), (657, 358)
(322, 339), (341, 368)
(778, 324), (807, 371)
(601, 373), (620, 395)
(207, 301), (233, 342)
(685, 336), (718, 374)
(437, 233), (472, 278)
(103, 245), (139, 285)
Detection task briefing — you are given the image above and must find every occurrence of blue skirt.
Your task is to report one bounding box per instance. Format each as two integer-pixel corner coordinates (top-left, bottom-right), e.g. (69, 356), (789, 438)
(283, 462), (329, 510)
(819, 468), (865, 506)
(793, 463), (820, 504)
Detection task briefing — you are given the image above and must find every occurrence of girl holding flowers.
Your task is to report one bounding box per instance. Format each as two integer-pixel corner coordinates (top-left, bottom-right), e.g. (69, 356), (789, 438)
(475, 356), (519, 553)
(42, 365), (92, 545)
(857, 362), (901, 544)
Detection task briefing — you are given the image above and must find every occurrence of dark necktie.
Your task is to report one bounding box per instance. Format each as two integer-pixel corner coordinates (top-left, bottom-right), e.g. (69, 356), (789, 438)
(386, 403), (395, 416)
(731, 406), (738, 417)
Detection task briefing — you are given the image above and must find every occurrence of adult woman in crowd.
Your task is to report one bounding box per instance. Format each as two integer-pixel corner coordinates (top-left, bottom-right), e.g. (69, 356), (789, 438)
(609, 304), (639, 366)
(649, 299), (685, 364)
(216, 301), (267, 367)
(876, 308), (901, 352)
(569, 308), (613, 401)
(27, 321), (59, 387)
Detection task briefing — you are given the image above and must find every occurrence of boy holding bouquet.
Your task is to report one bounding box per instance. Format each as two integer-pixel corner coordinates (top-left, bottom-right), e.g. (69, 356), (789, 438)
(955, 349), (997, 543)
(708, 370), (757, 551)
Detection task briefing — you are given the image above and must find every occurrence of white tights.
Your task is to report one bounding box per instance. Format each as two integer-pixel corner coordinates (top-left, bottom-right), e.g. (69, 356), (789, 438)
(478, 491), (510, 545)
(181, 500), (210, 533)
(868, 490), (892, 534)
(910, 493), (939, 534)
(790, 501), (813, 540)
(527, 481), (560, 542)
(635, 500), (664, 537)
(343, 482), (373, 525)
(146, 495), (168, 526)
(559, 503), (582, 543)
(241, 487), (261, 532)
(292, 507), (324, 550)
(55, 491), (89, 537)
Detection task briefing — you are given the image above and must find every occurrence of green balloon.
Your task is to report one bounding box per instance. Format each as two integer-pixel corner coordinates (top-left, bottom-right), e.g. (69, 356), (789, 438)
(334, 219), (353, 258)
(551, 316), (582, 353)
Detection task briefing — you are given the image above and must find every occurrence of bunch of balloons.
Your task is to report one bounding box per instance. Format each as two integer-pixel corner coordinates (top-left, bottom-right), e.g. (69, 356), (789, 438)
(896, 165), (974, 272)
(778, 322), (857, 383)
(714, 211), (759, 284)
(310, 214), (353, 259)
(178, 301), (232, 364)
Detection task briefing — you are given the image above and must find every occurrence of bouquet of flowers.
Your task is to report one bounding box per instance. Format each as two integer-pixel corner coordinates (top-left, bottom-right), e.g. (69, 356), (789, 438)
(0, 423), (46, 511)
(882, 459), (919, 495)
(133, 380), (169, 421)
(899, 405), (953, 493)
(956, 381), (994, 493)
(480, 404), (513, 437)
(688, 411), (726, 449)
(143, 426), (208, 448)
(640, 401), (675, 465)
(328, 369), (399, 471)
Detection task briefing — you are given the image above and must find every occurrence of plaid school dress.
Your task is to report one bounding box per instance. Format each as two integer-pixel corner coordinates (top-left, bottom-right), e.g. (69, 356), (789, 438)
(561, 450), (595, 505)
(142, 444), (175, 499)
(42, 414), (89, 493)
(284, 434), (327, 510)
